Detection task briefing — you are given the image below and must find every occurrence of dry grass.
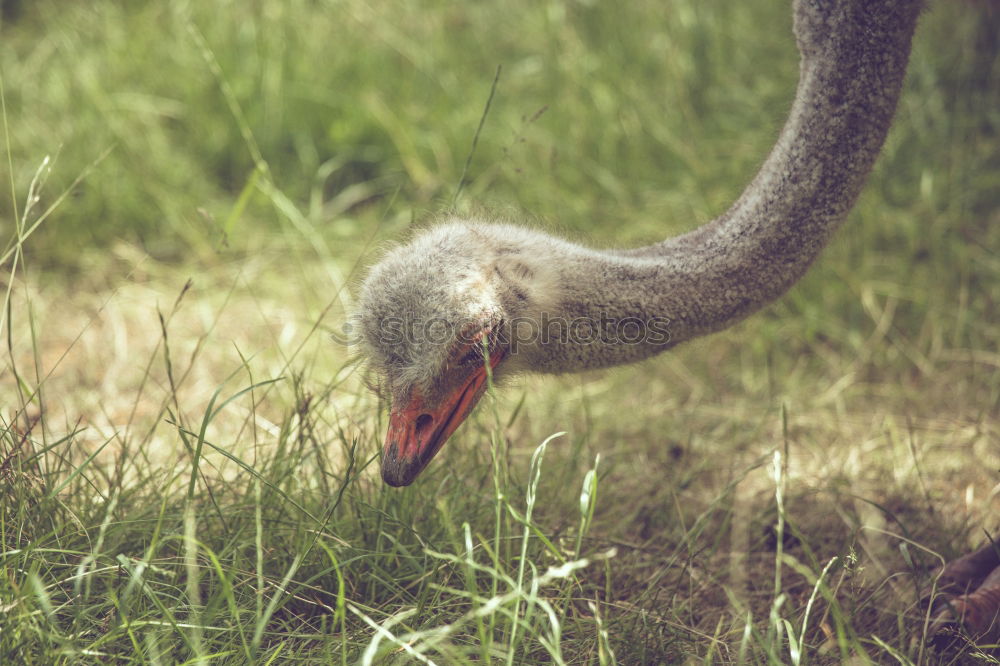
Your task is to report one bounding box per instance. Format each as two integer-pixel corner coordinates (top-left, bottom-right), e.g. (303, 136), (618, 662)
(3, 232), (997, 663)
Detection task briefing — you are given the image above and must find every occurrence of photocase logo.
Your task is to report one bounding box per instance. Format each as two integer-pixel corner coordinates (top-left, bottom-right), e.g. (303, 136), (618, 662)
(331, 313), (672, 351)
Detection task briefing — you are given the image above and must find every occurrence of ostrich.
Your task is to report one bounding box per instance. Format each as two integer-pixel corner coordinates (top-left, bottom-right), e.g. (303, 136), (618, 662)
(356, 0), (999, 642)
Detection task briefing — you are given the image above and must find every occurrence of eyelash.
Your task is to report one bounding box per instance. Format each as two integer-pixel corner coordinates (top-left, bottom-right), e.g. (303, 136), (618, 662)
(459, 346), (487, 367)
(456, 321), (504, 368)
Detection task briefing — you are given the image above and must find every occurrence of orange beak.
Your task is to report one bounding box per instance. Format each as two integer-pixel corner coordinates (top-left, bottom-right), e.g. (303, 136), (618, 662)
(381, 345), (505, 487)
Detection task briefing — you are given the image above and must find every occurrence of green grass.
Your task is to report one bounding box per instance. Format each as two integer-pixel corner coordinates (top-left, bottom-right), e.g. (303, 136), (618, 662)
(2, 0), (999, 663)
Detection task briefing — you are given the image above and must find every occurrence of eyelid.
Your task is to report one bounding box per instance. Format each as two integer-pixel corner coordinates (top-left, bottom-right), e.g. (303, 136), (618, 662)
(454, 319), (504, 368)
(459, 344), (487, 366)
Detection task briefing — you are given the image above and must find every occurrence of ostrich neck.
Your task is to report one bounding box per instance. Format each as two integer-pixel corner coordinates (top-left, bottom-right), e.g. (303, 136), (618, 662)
(523, 0), (922, 373)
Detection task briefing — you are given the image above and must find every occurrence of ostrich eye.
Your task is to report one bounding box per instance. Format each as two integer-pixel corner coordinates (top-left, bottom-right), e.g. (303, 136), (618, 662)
(457, 344), (488, 368)
(451, 320), (504, 370)
(455, 322), (503, 368)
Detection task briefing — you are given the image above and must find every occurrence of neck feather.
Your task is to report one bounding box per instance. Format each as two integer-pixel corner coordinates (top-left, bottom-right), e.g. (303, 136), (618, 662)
(517, 0), (922, 374)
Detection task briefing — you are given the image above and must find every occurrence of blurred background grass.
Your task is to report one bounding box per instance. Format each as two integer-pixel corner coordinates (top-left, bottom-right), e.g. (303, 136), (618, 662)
(2, 0), (997, 335)
(2, 0), (987, 264)
(2, 0), (997, 259)
(1, 0), (999, 663)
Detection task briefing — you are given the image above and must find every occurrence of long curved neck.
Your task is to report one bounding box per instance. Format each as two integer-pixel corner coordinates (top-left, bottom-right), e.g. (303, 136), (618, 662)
(523, 0), (922, 373)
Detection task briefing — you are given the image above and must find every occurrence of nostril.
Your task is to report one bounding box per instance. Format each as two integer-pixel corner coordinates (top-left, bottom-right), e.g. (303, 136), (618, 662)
(415, 413), (433, 434)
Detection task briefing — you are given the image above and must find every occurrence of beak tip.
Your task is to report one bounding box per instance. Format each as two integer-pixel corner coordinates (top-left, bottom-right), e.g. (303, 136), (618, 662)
(382, 442), (418, 487)
(382, 467), (414, 487)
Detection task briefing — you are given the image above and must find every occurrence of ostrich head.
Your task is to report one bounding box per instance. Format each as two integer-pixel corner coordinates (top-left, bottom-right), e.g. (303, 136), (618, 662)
(357, 220), (554, 486)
